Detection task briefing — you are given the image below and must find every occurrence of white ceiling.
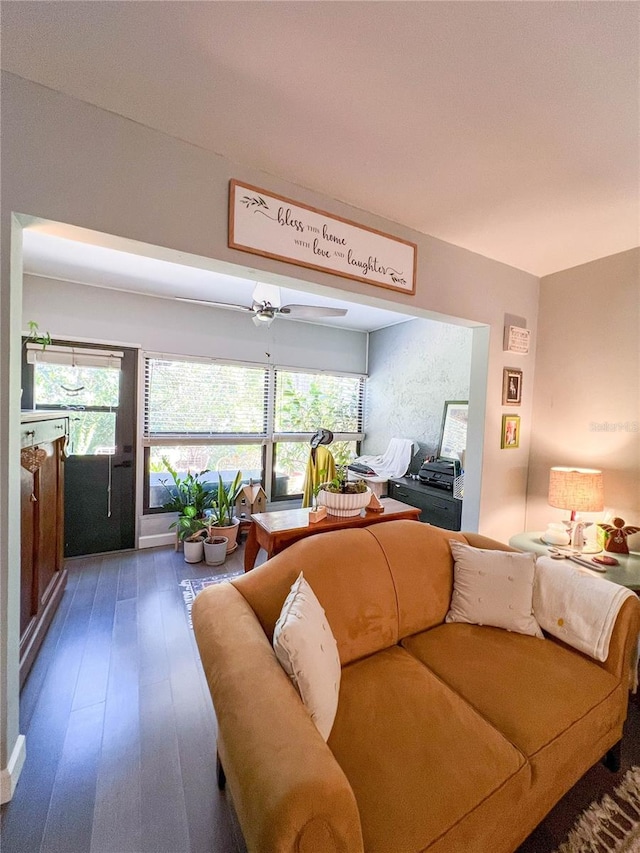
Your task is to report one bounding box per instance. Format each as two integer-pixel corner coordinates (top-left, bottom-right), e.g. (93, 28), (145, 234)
(3, 2), (639, 277)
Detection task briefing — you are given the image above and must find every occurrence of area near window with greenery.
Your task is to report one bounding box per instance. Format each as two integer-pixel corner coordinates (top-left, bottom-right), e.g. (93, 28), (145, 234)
(144, 355), (365, 509)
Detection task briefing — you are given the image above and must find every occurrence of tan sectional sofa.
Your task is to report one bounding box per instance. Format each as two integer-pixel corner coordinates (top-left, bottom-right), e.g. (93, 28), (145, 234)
(192, 520), (640, 853)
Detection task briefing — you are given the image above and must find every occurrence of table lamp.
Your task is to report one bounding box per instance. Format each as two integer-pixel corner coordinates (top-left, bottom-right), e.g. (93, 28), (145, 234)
(547, 467), (604, 552)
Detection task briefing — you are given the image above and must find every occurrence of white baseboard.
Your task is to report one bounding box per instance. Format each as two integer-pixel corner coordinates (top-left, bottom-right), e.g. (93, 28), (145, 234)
(138, 532), (175, 549)
(0, 734), (26, 804)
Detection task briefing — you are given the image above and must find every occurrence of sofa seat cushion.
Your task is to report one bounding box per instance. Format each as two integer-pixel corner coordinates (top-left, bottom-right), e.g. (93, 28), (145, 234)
(401, 623), (621, 758)
(327, 646), (528, 853)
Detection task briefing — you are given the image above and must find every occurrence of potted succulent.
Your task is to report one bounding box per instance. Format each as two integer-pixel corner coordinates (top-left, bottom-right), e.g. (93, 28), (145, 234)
(206, 470), (244, 553)
(316, 467), (371, 517)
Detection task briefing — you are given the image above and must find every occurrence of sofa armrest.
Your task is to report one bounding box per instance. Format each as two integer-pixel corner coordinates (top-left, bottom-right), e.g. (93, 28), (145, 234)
(599, 595), (640, 688)
(192, 582), (364, 853)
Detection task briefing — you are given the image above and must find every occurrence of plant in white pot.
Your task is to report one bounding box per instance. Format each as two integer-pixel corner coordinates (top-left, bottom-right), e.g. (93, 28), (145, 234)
(172, 510), (207, 563)
(316, 467), (371, 517)
(203, 534), (229, 567)
(206, 470), (244, 553)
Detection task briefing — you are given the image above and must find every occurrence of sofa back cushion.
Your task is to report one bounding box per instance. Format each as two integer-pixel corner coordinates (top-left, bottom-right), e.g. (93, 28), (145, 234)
(232, 528), (399, 665)
(367, 521), (467, 638)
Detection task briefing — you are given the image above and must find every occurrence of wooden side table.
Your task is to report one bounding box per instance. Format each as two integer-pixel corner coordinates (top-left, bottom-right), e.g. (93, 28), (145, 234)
(244, 498), (421, 571)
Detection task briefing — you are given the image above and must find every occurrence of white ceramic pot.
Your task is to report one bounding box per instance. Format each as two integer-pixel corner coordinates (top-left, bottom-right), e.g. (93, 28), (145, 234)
(183, 539), (204, 563)
(204, 536), (229, 566)
(317, 487), (371, 517)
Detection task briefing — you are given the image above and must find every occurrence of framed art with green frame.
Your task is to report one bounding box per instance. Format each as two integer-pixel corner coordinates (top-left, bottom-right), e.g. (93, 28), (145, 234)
(501, 414), (521, 449)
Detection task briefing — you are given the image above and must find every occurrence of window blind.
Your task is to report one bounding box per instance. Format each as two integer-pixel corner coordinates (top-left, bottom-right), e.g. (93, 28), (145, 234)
(26, 343), (123, 369)
(274, 369), (365, 435)
(144, 356), (269, 439)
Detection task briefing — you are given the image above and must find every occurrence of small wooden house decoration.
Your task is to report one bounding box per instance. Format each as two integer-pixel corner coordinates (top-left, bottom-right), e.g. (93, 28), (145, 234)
(235, 482), (267, 520)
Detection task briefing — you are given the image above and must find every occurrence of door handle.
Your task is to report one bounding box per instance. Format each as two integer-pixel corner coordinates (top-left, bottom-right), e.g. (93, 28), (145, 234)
(113, 460), (132, 468)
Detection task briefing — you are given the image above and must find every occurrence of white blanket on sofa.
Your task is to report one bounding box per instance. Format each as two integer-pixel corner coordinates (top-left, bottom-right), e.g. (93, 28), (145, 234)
(534, 557), (638, 691)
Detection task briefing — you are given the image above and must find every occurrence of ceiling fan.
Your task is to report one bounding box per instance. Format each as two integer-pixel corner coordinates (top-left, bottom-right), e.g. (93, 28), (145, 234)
(175, 283), (348, 327)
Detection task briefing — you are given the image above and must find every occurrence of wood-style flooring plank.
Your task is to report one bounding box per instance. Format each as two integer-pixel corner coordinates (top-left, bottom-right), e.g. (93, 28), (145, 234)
(137, 551), (170, 687)
(40, 702), (105, 853)
(117, 551), (138, 601)
(72, 556), (119, 711)
(157, 581), (223, 853)
(1, 561), (102, 853)
(19, 564), (82, 733)
(89, 597), (141, 853)
(139, 677), (190, 853)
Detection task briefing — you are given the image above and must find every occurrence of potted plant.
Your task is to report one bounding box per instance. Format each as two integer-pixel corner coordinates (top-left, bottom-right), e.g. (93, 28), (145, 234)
(203, 534), (229, 566)
(316, 467), (371, 517)
(160, 458), (214, 518)
(23, 320), (52, 352)
(172, 509), (207, 563)
(206, 470), (244, 553)
(160, 458), (214, 552)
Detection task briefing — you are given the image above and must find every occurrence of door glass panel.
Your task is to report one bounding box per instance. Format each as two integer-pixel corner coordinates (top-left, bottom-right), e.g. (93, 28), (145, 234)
(68, 412), (117, 456)
(34, 363), (120, 408)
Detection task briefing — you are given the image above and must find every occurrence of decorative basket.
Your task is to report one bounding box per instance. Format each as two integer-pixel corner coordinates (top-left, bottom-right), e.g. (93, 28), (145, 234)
(317, 487), (372, 517)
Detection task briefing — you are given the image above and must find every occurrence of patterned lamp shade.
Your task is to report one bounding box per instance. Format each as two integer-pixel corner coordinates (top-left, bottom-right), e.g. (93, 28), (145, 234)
(548, 467), (604, 514)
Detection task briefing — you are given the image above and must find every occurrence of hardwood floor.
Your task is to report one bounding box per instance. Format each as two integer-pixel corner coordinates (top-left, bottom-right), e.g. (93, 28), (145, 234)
(2, 546), (247, 853)
(2, 542), (638, 853)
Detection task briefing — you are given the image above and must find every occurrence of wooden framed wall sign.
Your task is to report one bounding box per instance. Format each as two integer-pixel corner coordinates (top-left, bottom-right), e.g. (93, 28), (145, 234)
(229, 180), (417, 294)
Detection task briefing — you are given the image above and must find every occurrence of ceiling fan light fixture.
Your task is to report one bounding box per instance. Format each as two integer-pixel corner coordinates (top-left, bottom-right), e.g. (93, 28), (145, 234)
(252, 313), (274, 327)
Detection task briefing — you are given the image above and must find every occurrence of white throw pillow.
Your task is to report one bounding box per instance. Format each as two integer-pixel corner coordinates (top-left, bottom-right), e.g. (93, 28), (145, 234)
(273, 572), (341, 740)
(445, 541), (544, 638)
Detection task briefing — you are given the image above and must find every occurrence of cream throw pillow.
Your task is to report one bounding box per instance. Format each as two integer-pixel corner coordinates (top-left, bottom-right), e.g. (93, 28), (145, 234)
(445, 541), (544, 638)
(273, 572), (341, 740)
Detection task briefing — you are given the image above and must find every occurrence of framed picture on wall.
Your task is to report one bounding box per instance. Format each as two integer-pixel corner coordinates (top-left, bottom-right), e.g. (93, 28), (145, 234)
(502, 368), (522, 405)
(501, 414), (521, 449)
(437, 400), (468, 462)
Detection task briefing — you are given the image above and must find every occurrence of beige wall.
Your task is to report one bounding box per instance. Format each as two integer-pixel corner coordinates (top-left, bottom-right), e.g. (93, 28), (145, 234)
(526, 248), (640, 548)
(1, 71), (539, 783)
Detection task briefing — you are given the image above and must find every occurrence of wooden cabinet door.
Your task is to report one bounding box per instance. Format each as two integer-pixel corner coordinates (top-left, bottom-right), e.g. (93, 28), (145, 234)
(36, 441), (62, 607)
(20, 418), (68, 687)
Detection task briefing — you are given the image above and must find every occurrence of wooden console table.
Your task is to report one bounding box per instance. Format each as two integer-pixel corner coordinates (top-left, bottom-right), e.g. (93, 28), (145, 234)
(244, 498), (421, 571)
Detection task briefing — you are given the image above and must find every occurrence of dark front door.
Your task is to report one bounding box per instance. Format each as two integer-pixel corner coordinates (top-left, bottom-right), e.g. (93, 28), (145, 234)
(24, 341), (137, 556)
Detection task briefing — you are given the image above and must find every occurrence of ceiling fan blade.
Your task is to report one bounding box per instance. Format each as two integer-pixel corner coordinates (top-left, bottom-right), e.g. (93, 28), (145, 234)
(175, 296), (252, 312)
(279, 304), (348, 319)
(252, 282), (281, 307)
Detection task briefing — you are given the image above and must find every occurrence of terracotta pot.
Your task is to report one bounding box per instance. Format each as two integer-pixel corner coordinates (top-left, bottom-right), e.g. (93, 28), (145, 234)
(317, 487), (371, 517)
(209, 518), (240, 553)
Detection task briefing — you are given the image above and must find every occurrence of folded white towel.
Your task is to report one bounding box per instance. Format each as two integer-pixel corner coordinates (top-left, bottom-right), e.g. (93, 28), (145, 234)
(534, 557), (638, 691)
(355, 438), (414, 479)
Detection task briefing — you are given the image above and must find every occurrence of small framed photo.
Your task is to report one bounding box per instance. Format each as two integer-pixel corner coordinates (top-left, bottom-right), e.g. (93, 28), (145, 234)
(501, 414), (521, 449)
(502, 368), (522, 406)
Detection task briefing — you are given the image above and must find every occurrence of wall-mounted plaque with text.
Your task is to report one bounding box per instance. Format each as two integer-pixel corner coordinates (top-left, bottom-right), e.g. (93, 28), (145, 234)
(503, 325), (531, 354)
(229, 180), (417, 295)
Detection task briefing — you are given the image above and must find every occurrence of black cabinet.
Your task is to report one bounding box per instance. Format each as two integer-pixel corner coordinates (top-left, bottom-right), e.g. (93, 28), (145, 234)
(388, 477), (462, 531)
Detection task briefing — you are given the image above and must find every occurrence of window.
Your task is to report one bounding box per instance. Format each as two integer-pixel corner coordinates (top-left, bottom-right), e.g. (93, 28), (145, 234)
(29, 346), (122, 456)
(144, 358), (268, 437)
(143, 355), (365, 509)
